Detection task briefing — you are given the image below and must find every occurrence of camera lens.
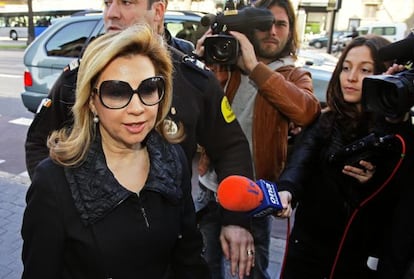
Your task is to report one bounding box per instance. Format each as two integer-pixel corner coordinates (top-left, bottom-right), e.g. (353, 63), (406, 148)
(204, 35), (239, 65)
(362, 71), (414, 119)
(210, 39), (237, 63)
(376, 83), (399, 113)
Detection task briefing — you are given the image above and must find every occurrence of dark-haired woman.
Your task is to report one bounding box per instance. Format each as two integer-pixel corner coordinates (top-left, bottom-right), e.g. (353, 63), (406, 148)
(277, 35), (414, 279)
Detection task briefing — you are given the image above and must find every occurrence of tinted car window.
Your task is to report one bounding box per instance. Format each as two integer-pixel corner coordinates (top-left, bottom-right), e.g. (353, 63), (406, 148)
(371, 27), (384, 36)
(383, 27), (396, 36)
(164, 15), (208, 45)
(46, 20), (99, 58)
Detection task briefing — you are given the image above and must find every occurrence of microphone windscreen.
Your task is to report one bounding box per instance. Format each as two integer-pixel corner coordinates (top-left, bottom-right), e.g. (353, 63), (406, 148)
(200, 13), (216, 27)
(217, 175), (263, 211)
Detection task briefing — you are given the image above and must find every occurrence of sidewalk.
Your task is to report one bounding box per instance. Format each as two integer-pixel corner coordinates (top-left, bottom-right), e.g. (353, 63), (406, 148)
(0, 172), (29, 279)
(0, 170), (286, 279)
(268, 230), (287, 279)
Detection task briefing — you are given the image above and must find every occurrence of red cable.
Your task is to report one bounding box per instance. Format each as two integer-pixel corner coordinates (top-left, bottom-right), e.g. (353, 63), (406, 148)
(328, 134), (406, 279)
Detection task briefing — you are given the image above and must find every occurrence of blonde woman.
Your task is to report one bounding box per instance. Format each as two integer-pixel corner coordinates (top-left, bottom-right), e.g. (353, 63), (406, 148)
(21, 24), (210, 279)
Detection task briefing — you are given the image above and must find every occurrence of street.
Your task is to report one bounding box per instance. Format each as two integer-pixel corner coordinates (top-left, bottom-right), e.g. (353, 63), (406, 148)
(0, 45), (30, 279)
(0, 48), (32, 178)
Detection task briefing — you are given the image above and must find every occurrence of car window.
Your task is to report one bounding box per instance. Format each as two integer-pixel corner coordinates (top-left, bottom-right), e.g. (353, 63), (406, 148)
(358, 28), (368, 35)
(383, 27), (396, 36)
(165, 22), (186, 37)
(165, 19), (206, 45)
(370, 26), (396, 36)
(371, 27), (383, 36)
(166, 21), (199, 44)
(45, 19), (99, 58)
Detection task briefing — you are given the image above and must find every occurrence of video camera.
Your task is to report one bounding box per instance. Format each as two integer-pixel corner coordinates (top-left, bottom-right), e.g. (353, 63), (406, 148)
(361, 33), (414, 119)
(201, 7), (275, 65)
(329, 133), (398, 168)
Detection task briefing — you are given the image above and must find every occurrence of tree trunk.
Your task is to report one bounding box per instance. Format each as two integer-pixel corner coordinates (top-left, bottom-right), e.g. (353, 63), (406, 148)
(27, 0), (35, 45)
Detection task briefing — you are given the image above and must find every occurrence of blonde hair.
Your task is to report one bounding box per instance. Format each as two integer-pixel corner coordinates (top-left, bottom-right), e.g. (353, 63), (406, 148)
(48, 24), (173, 166)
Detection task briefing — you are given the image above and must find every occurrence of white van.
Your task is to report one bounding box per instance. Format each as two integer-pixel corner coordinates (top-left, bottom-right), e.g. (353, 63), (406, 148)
(357, 22), (408, 42)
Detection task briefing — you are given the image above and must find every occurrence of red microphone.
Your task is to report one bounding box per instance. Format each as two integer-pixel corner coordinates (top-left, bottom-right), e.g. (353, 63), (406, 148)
(217, 175), (263, 211)
(217, 175), (283, 217)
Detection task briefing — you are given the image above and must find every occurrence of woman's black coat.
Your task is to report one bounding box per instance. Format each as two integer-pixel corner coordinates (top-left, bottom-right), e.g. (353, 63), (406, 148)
(21, 131), (210, 279)
(278, 112), (414, 278)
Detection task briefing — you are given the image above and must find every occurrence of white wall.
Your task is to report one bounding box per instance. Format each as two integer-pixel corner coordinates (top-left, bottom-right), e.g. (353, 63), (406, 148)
(32, 0), (103, 11)
(335, 0), (414, 30)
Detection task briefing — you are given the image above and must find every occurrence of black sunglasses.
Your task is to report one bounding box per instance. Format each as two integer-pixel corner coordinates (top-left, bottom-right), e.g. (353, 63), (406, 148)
(93, 76), (165, 109)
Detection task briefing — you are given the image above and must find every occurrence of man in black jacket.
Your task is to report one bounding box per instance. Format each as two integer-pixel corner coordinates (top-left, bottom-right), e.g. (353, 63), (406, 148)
(25, 0), (256, 278)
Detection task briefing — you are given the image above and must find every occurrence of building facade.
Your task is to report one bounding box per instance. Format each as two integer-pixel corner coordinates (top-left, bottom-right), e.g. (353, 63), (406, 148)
(1, 0), (412, 41)
(0, 0), (102, 12)
(298, 0), (413, 36)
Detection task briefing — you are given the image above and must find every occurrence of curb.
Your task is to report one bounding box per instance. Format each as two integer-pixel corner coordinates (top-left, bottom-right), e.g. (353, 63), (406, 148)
(0, 171), (30, 186)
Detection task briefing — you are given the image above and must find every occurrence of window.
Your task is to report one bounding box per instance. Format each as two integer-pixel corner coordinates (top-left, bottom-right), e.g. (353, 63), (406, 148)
(46, 20), (99, 58)
(371, 26), (396, 36)
(363, 4), (377, 20)
(383, 26), (396, 36)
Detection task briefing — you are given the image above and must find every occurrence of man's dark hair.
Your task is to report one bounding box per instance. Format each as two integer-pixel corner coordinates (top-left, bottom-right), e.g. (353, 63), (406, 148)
(148, 0), (166, 9)
(254, 0), (298, 58)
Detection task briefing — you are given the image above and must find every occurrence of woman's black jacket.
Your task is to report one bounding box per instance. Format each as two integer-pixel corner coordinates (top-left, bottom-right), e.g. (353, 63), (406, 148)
(21, 131), (210, 279)
(278, 111), (414, 278)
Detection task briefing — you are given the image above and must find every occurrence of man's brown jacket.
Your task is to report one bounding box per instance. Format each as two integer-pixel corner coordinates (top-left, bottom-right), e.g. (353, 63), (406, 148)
(213, 62), (321, 181)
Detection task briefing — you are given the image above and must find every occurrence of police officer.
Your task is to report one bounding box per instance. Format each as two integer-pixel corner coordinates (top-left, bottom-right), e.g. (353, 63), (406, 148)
(24, 0), (256, 278)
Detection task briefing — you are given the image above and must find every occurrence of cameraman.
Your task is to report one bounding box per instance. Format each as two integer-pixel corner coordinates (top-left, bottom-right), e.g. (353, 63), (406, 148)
(375, 59), (414, 279)
(194, 1), (321, 278)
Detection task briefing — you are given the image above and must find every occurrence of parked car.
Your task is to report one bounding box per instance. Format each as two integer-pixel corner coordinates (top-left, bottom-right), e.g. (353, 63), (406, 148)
(21, 14), (103, 113)
(308, 31), (352, 49)
(21, 11), (333, 113)
(297, 49), (336, 105)
(308, 35), (329, 49)
(357, 22), (408, 42)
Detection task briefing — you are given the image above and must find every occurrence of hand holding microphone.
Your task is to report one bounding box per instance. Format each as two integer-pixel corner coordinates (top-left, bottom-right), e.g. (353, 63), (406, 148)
(217, 175), (292, 218)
